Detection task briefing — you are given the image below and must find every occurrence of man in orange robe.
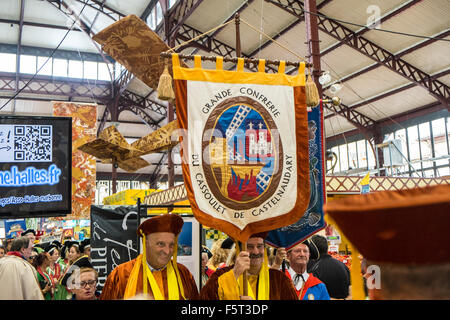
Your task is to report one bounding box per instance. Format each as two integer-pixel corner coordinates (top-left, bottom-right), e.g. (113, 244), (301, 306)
(200, 232), (298, 300)
(100, 214), (199, 300)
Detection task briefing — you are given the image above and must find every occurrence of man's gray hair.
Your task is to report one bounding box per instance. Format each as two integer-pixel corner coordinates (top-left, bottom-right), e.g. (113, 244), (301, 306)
(10, 236), (31, 252)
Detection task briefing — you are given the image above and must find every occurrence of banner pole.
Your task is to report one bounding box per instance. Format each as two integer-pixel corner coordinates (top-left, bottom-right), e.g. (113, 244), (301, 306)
(240, 241), (248, 297)
(235, 12), (248, 299)
(137, 197), (141, 255)
(235, 13), (241, 57)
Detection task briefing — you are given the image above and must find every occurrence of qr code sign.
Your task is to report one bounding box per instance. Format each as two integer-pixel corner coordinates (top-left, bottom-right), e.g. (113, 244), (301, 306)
(14, 125), (52, 161)
(0, 124), (52, 162)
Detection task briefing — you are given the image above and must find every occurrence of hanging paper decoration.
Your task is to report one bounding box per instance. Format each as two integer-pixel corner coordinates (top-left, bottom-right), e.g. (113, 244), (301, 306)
(172, 54), (310, 242)
(266, 102), (327, 249)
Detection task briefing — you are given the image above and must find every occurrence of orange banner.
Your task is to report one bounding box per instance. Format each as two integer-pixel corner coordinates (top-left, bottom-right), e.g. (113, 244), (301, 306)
(173, 55), (310, 242)
(53, 102), (97, 219)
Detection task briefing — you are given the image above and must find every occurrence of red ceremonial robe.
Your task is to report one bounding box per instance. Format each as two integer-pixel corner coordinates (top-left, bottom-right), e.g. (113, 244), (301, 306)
(285, 270), (323, 299)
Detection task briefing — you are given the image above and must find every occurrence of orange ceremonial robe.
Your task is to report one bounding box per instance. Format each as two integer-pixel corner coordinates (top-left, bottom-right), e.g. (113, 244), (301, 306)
(100, 258), (199, 300)
(200, 266), (298, 300)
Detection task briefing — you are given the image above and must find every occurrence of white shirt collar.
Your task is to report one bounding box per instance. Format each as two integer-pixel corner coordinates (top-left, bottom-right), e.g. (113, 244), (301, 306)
(288, 266), (309, 290)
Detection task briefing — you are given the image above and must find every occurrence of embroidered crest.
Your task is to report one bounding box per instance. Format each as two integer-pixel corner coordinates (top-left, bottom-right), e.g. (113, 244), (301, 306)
(173, 54), (310, 241)
(202, 96), (283, 210)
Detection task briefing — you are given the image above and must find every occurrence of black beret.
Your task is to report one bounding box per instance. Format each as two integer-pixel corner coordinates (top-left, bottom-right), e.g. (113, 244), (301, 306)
(22, 229), (36, 236)
(60, 256), (93, 287)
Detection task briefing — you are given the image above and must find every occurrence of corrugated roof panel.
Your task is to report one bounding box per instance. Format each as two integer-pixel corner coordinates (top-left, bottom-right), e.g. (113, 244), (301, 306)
(236, 0), (299, 54)
(332, 65), (412, 105)
(0, 99), (52, 115)
(126, 77), (153, 97)
(21, 25), (98, 53)
(254, 24), (342, 69)
(355, 85), (437, 121)
(362, 0), (450, 53)
(320, 45), (376, 82)
(400, 36), (450, 75)
(319, 0), (406, 32)
(0, 24), (18, 44)
(324, 114), (357, 137)
(24, 0), (70, 26)
(1, 0), (21, 20)
(104, 0), (149, 17)
(250, 22), (309, 63)
(437, 73), (450, 86)
(185, 0), (245, 32)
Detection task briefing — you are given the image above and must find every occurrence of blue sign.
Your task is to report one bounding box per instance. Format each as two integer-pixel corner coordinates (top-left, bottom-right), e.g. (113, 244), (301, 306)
(361, 184), (370, 194)
(5, 218), (27, 239)
(266, 104), (326, 249)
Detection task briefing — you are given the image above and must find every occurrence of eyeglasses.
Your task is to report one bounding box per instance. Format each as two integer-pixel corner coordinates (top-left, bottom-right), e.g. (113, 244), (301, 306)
(79, 280), (97, 288)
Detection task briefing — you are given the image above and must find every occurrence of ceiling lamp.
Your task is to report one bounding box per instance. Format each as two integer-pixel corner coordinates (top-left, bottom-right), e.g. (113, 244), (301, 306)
(329, 83), (342, 94)
(318, 71), (331, 85)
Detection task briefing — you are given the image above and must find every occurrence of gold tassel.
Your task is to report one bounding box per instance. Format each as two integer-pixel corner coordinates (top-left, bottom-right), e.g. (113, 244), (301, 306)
(305, 69), (320, 107)
(157, 59), (175, 101)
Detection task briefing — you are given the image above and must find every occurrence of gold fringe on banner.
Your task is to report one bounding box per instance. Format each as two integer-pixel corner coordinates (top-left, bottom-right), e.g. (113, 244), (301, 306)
(157, 59), (175, 101)
(305, 69), (320, 107)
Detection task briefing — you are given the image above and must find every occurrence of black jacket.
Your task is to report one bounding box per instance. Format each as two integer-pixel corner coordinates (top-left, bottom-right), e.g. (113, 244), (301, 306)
(308, 254), (350, 299)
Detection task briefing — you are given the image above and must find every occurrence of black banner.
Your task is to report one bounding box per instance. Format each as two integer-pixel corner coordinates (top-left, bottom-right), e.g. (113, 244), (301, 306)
(90, 205), (139, 292)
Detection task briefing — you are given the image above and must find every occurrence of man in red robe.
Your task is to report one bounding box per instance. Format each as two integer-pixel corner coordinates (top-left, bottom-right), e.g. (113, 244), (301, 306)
(100, 214), (199, 300)
(285, 241), (330, 300)
(200, 232), (298, 300)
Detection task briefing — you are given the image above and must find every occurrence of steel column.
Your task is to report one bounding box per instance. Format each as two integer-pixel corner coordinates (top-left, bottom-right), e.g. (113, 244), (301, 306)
(13, 0), (26, 114)
(304, 0), (323, 96)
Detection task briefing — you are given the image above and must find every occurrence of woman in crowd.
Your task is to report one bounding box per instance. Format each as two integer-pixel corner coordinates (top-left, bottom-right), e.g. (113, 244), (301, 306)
(68, 267), (99, 300)
(207, 239), (229, 272)
(54, 241), (81, 300)
(32, 252), (53, 300)
(45, 244), (64, 288)
(67, 242), (82, 265)
(59, 239), (73, 266)
(201, 246), (213, 287)
(80, 239), (91, 260)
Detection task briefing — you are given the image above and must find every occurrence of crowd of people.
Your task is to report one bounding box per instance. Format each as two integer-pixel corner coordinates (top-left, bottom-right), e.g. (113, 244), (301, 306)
(0, 217), (352, 301)
(0, 229), (97, 300)
(1, 184), (447, 301)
